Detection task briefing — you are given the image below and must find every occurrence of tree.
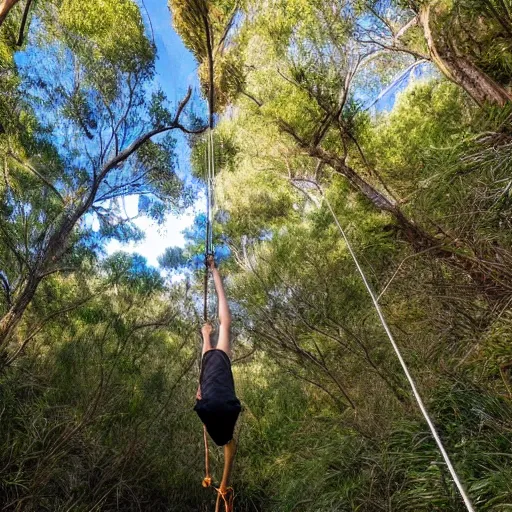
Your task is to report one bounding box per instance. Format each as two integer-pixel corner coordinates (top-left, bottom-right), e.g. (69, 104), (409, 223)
(181, 0), (512, 296)
(0, 0), (205, 358)
(363, 0), (512, 106)
(158, 246), (188, 270)
(417, 0), (512, 106)
(0, 251), (202, 510)
(169, 0), (243, 120)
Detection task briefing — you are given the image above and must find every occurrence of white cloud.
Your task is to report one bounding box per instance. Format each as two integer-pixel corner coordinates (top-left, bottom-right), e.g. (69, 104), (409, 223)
(105, 195), (198, 267)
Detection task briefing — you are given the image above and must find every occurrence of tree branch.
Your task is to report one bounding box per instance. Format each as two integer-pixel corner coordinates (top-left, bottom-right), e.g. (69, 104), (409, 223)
(96, 87), (200, 185)
(0, 0), (20, 27)
(16, 0), (34, 46)
(5, 293), (96, 366)
(0, 272), (11, 307)
(201, 5), (215, 127)
(215, 2), (239, 55)
(7, 151), (64, 203)
(395, 15), (419, 41)
(240, 90), (262, 107)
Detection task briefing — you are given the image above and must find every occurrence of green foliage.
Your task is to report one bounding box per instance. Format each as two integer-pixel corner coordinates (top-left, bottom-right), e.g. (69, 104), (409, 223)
(158, 246), (188, 270)
(169, 0), (244, 110)
(361, 80), (475, 195)
(150, 90), (175, 128)
(57, 0), (155, 73)
(430, 0), (512, 88)
(0, 265), (204, 511)
(179, 1), (512, 509)
(2, 0), (512, 510)
(0, 0), (199, 351)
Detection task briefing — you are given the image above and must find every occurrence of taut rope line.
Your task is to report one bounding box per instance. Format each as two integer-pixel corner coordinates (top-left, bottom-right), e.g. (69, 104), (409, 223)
(203, 130), (215, 321)
(315, 185), (475, 512)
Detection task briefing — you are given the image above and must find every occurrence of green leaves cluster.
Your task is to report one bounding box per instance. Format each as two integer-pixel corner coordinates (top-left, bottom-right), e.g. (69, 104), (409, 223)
(57, 0), (155, 72)
(169, 0), (244, 110)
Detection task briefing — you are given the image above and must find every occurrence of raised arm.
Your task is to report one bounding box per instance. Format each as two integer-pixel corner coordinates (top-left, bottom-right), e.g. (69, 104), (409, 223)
(208, 256), (231, 327)
(207, 255), (232, 357)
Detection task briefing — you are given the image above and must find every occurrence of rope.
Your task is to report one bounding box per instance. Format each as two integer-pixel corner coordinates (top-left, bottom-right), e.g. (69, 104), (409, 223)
(208, 129), (215, 256)
(203, 129), (216, 319)
(202, 434), (234, 512)
(199, 7), (235, 510)
(215, 486), (234, 512)
(204, 146), (210, 322)
(317, 187), (475, 512)
(201, 133), (234, 512)
(202, 426), (235, 512)
(202, 425), (212, 487)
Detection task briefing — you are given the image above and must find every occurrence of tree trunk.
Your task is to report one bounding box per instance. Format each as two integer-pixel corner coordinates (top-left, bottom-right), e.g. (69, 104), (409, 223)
(305, 144), (440, 250)
(0, 210), (84, 351)
(299, 144), (512, 297)
(0, 273), (39, 352)
(0, 0), (20, 27)
(420, 3), (512, 107)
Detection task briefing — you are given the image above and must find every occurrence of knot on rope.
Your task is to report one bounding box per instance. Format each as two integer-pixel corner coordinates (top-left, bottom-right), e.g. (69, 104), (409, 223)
(202, 476), (212, 488)
(215, 486), (234, 512)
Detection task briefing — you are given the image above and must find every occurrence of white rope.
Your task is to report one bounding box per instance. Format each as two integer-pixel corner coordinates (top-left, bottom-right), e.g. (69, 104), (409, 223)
(210, 129), (215, 213)
(363, 59), (428, 112)
(205, 137), (210, 254)
(319, 190), (475, 512)
(208, 129), (215, 254)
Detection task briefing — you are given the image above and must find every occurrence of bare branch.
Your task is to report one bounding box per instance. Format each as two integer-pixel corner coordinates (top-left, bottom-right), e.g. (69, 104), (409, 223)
(215, 1), (239, 55)
(5, 293), (96, 366)
(232, 346), (257, 364)
(16, 0), (33, 46)
(0, 272), (11, 307)
(172, 86), (194, 125)
(240, 90), (262, 107)
(37, 266), (77, 279)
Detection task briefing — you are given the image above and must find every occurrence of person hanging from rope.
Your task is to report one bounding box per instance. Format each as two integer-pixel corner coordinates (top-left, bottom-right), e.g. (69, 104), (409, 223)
(194, 254), (241, 510)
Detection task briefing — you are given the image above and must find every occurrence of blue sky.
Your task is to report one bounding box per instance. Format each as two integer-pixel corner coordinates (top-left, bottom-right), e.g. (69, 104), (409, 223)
(106, 0), (203, 267)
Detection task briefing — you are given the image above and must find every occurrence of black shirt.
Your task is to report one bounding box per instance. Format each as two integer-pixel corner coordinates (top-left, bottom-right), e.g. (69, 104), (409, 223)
(194, 349), (241, 446)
